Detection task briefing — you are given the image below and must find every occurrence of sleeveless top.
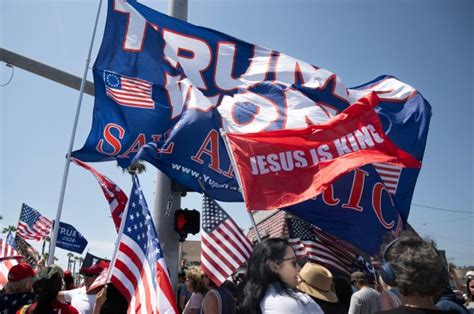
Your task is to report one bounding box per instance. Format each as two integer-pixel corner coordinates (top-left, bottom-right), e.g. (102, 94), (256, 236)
(200, 287), (236, 314)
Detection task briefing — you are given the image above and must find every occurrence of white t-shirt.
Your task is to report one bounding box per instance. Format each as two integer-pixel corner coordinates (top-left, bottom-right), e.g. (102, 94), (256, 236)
(61, 286), (97, 314)
(260, 284), (324, 314)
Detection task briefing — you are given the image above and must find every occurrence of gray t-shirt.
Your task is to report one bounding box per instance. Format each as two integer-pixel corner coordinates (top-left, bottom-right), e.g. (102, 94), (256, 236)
(349, 286), (381, 314)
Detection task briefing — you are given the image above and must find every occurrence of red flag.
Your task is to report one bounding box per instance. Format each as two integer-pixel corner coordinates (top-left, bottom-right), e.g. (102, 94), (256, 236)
(225, 93), (421, 210)
(71, 158), (127, 231)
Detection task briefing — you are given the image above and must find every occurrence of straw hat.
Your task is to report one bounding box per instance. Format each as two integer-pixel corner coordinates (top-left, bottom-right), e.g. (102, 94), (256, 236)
(297, 263), (338, 303)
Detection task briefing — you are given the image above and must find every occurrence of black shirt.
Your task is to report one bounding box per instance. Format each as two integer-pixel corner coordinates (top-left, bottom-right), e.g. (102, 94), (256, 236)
(377, 305), (458, 314)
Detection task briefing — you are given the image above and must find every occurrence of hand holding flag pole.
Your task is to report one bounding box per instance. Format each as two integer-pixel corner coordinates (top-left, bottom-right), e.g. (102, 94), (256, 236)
(219, 128), (262, 243)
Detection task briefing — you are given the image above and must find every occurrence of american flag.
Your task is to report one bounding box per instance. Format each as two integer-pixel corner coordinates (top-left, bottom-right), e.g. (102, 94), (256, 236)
(104, 71), (154, 109)
(287, 218), (373, 278)
(109, 175), (177, 314)
(88, 267), (110, 294)
(247, 210), (287, 242)
(0, 235), (22, 289)
(71, 157), (128, 231)
(16, 203), (52, 241)
(373, 163), (402, 195)
(1, 234), (20, 260)
(201, 196), (253, 286)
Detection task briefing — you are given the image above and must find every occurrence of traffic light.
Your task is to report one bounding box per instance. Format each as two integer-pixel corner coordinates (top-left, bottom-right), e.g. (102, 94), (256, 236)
(174, 208), (200, 241)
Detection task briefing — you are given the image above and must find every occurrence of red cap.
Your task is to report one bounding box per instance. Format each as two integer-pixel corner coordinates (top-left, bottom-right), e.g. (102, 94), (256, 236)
(8, 263), (35, 282)
(64, 270), (72, 277)
(80, 264), (103, 276)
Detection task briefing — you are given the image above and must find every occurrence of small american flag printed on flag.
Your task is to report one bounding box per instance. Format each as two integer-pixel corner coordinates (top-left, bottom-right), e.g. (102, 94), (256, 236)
(109, 175), (177, 314)
(104, 71), (154, 109)
(373, 163), (402, 195)
(201, 196), (253, 286)
(16, 203), (52, 241)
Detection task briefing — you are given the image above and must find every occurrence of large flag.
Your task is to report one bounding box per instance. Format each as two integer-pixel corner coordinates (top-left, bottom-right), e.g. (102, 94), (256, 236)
(71, 158), (127, 231)
(54, 221), (88, 254)
(109, 175), (177, 314)
(16, 203), (52, 241)
(72, 0), (431, 254)
(0, 237), (22, 289)
(287, 218), (375, 279)
(201, 196), (253, 286)
(225, 93), (420, 210)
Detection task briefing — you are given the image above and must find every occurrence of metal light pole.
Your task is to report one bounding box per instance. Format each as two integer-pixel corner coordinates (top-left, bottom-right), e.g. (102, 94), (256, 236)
(152, 0), (188, 293)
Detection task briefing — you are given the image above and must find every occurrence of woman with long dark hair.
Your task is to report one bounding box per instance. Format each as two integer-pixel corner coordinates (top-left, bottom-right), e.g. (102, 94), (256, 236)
(238, 238), (323, 314)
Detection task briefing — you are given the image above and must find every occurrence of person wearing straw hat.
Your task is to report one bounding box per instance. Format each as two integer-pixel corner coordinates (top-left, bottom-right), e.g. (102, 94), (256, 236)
(297, 263), (347, 314)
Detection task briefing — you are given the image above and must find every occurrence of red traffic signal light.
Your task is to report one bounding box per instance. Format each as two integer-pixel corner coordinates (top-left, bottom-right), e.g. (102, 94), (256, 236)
(174, 209), (200, 236)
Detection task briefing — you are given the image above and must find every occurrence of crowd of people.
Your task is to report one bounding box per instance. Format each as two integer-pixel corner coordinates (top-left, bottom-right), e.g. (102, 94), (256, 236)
(1, 231), (472, 314)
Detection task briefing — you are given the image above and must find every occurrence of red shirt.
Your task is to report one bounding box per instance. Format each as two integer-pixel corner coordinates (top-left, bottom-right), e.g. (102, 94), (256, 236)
(17, 300), (79, 314)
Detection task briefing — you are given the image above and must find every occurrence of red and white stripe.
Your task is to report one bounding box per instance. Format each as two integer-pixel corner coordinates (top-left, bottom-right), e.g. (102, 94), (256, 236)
(247, 210), (287, 241)
(106, 76), (154, 109)
(0, 238), (20, 259)
(71, 158), (127, 231)
(0, 239), (22, 289)
(110, 236), (176, 314)
(373, 163), (402, 195)
(17, 217), (52, 241)
(201, 218), (253, 286)
(289, 225), (358, 277)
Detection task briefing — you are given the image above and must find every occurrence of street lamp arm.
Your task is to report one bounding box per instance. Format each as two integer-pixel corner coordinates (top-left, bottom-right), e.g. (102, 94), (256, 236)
(0, 47), (94, 96)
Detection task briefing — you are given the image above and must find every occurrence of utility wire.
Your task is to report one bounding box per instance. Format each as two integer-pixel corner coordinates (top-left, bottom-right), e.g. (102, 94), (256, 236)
(412, 224), (473, 247)
(421, 215), (474, 226)
(412, 202), (474, 214)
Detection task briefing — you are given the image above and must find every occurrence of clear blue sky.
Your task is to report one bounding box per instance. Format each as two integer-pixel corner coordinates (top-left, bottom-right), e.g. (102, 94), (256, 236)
(1, 0), (472, 269)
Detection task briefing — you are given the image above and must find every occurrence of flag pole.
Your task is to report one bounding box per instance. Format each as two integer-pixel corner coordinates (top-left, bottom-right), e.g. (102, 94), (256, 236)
(219, 129), (262, 243)
(48, 0), (103, 265)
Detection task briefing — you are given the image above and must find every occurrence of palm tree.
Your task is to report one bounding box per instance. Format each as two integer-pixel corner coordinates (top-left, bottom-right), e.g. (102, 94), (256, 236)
(117, 160), (147, 175)
(67, 253), (74, 270)
(42, 253), (58, 262)
(2, 225), (16, 234)
(73, 256), (79, 275)
(42, 236), (50, 255)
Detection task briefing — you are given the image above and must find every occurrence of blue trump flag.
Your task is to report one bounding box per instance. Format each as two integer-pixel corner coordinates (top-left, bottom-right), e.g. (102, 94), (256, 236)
(54, 221), (88, 254)
(72, 0), (431, 255)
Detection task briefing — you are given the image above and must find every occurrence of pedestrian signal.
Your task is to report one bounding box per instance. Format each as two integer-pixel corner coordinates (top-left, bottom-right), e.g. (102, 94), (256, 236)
(174, 209), (200, 240)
